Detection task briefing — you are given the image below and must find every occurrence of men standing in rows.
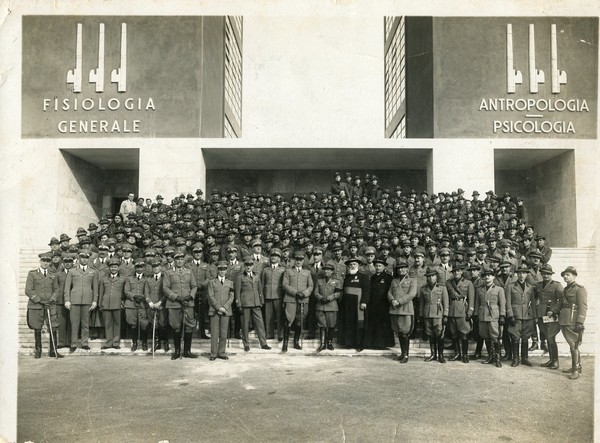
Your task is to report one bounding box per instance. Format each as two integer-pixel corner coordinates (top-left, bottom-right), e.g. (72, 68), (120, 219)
(446, 263), (474, 363)
(55, 254), (73, 349)
(313, 262), (342, 352)
(420, 267), (449, 363)
(281, 251), (314, 352)
(98, 258), (125, 349)
(235, 256), (270, 352)
(505, 266), (536, 367)
(64, 251), (98, 352)
(207, 261), (234, 360)
(25, 253), (62, 358)
(388, 261), (416, 363)
(124, 260), (150, 352)
(145, 259), (169, 352)
(476, 268), (506, 368)
(261, 248), (285, 341)
(365, 257), (394, 349)
(163, 252), (198, 359)
(559, 266), (587, 380)
(536, 264), (562, 370)
(338, 257), (370, 352)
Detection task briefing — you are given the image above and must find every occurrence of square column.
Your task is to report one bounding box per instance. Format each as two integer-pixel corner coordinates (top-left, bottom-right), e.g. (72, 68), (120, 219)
(139, 147), (206, 201)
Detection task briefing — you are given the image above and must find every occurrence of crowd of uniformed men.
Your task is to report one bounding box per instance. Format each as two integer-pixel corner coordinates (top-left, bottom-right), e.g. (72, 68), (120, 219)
(25, 172), (587, 378)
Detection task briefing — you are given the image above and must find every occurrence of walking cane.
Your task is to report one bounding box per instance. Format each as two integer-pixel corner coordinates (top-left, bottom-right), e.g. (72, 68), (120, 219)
(46, 306), (59, 359)
(300, 302), (305, 349)
(180, 300), (186, 360)
(137, 307), (141, 351)
(152, 309), (157, 359)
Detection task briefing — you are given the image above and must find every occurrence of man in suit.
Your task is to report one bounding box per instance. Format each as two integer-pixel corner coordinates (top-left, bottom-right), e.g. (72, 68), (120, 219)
(124, 260), (150, 352)
(282, 251), (314, 351)
(207, 261), (235, 360)
(145, 259), (169, 352)
(261, 248), (286, 341)
(98, 258), (126, 349)
(64, 251), (98, 352)
(25, 253), (62, 358)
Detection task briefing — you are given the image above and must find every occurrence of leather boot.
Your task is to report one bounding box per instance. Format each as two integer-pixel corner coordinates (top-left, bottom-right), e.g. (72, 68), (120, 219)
(34, 330), (42, 359)
(568, 350), (581, 379)
(424, 338), (437, 362)
(541, 341), (554, 367)
(163, 340), (170, 353)
(48, 330), (63, 358)
(316, 328), (326, 352)
(511, 340), (520, 367)
(327, 328), (335, 351)
(402, 337), (410, 363)
(541, 340), (548, 353)
(521, 339), (532, 366)
(461, 339), (469, 363)
(437, 339), (446, 364)
(397, 334), (405, 362)
(494, 341), (502, 368)
(281, 325), (289, 352)
(528, 337), (539, 351)
(293, 325), (302, 350)
(502, 337), (512, 361)
(183, 332), (198, 358)
(131, 335), (138, 352)
(450, 339), (462, 361)
(141, 330), (148, 352)
(471, 338), (483, 359)
(482, 340), (494, 364)
(171, 331), (181, 360)
(548, 343), (560, 369)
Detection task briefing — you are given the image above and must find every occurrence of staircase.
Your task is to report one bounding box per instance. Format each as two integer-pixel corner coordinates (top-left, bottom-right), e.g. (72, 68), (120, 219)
(18, 247), (596, 356)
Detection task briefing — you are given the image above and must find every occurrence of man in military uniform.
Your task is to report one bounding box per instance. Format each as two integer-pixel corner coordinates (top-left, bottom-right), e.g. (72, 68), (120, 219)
(281, 251), (314, 351)
(163, 252), (198, 359)
(558, 266), (587, 380)
(505, 265), (536, 367)
(207, 261), (234, 360)
(187, 243), (211, 339)
(25, 253), (62, 358)
(261, 248), (286, 341)
(536, 264), (562, 369)
(64, 251), (98, 352)
(55, 254), (74, 348)
(124, 260), (150, 352)
(313, 262), (342, 352)
(476, 268), (506, 368)
(420, 267), (449, 363)
(446, 263), (474, 363)
(98, 258), (126, 349)
(145, 259), (169, 352)
(388, 260), (417, 363)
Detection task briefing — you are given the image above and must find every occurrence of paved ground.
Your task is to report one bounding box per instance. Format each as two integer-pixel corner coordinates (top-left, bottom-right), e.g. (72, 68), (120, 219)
(18, 353), (594, 443)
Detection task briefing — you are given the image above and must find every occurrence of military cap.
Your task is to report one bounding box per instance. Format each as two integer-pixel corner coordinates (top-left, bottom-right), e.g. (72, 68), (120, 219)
(48, 237), (60, 246)
(174, 237), (186, 246)
(280, 245), (291, 252)
(514, 265), (529, 274)
(99, 218), (110, 225)
(313, 247), (323, 255)
(270, 248), (282, 257)
(216, 260), (228, 269)
(481, 268), (495, 276)
(395, 259), (409, 268)
(292, 251), (304, 260)
(59, 233), (71, 242)
(364, 246), (376, 255)
(133, 259), (145, 267)
(439, 248), (451, 256)
(78, 251), (90, 258)
(345, 257), (361, 266)
(476, 245), (488, 253)
(251, 239), (262, 248)
(38, 252), (52, 261)
(322, 262), (335, 271)
(76, 227), (87, 236)
(122, 245), (133, 252)
(560, 266), (577, 277)
(414, 251), (424, 258)
(173, 252), (185, 259)
(472, 190), (480, 196)
(227, 245), (239, 253)
(540, 264), (554, 274)
(425, 240), (436, 247)
(373, 256), (386, 266)
(108, 257), (121, 266)
(499, 261), (511, 269)
(79, 236), (92, 245)
(209, 246), (221, 255)
(62, 254), (75, 263)
(164, 246), (175, 255)
(528, 251), (543, 260)
(150, 258), (162, 267)
(144, 249), (157, 256)
(451, 262), (466, 271)
(192, 243), (204, 253)
(425, 267), (438, 277)
(499, 239), (511, 247)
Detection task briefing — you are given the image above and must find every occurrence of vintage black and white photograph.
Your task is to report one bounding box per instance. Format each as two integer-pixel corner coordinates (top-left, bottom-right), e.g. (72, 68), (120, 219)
(0, 1), (598, 442)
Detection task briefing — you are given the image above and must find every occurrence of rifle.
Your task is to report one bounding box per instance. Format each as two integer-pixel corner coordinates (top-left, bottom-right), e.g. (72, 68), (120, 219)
(46, 306), (59, 359)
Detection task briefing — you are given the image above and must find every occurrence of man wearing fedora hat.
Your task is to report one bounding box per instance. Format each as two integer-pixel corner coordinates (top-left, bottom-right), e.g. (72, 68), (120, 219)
(505, 266), (537, 367)
(420, 267), (449, 363)
(558, 266), (587, 379)
(536, 264), (563, 369)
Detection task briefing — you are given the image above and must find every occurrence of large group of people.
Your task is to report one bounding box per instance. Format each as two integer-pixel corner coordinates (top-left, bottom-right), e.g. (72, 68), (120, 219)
(25, 172), (587, 379)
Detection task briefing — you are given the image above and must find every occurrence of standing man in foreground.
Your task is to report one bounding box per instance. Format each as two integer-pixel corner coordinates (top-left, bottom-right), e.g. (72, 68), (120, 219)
(207, 261), (234, 360)
(282, 251), (314, 351)
(476, 268), (506, 368)
(536, 264), (562, 369)
(559, 266), (587, 380)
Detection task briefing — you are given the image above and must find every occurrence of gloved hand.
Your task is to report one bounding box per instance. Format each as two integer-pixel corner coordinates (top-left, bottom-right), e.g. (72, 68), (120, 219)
(508, 316), (516, 326)
(64, 301), (72, 310)
(442, 316), (448, 325)
(296, 292), (304, 299)
(465, 313), (471, 321)
(574, 323), (584, 333)
(392, 300), (400, 308)
(499, 315), (505, 326)
(176, 295), (186, 303)
(218, 307), (228, 315)
(186, 295), (194, 302)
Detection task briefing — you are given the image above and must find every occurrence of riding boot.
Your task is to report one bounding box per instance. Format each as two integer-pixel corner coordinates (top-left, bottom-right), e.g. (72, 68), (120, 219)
(450, 339), (462, 361)
(471, 338), (483, 359)
(461, 339), (469, 363)
(482, 340), (494, 364)
(183, 332), (198, 358)
(437, 338), (446, 364)
(424, 338), (437, 362)
(281, 325), (289, 352)
(569, 350), (581, 379)
(141, 329), (148, 352)
(34, 330), (42, 359)
(327, 327), (335, 350)
(48, 330), (64, 358)
(502, 336), (512, 360)
(494, 341), (502, 368)
(540, 339), (548, 353)
(521, 339), (532, 366)
(171, 330), (181, 360)
(293, 324), (302, 350)
(511, 340), (520, 367)
(131, 335), (138, 352)
(548, 343), (560, 369)
(402, 337), (410, 362)
(316, 328), (326, 352)
(397, 334), (405, 362)
(541, 341), (554, 367)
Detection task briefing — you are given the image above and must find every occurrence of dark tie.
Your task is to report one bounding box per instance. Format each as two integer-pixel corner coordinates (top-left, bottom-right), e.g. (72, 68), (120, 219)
(138, 275), (142, 280)
(43, 270), (47, 277)
(155, 275), (159, 281)
(220, 279), (224, 285)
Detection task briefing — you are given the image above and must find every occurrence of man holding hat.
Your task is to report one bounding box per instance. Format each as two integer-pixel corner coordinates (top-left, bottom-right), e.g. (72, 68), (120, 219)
(98, 258), (126, 349)
(446, 263), (475, 363)
(207, 261), (235, 360)
(282, 251), (314, 351)
(313, 262), (342, 352)
(420, 267), (449, 363)
(163, 252), (198, 359)
(536, 264), (563, 369)
(25, 253), (62, 358)
(338, 257), (370, 352)
(475, 268), (506, 368)
(261, 248), (286, 341)
(505, 266), (536, 367)
(235, 256), (270, 352)
(124, 260), (150, 352)
(558, 266), (587, 379)
(64, 251), (98, 352)
(388, 260), (417, 363)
